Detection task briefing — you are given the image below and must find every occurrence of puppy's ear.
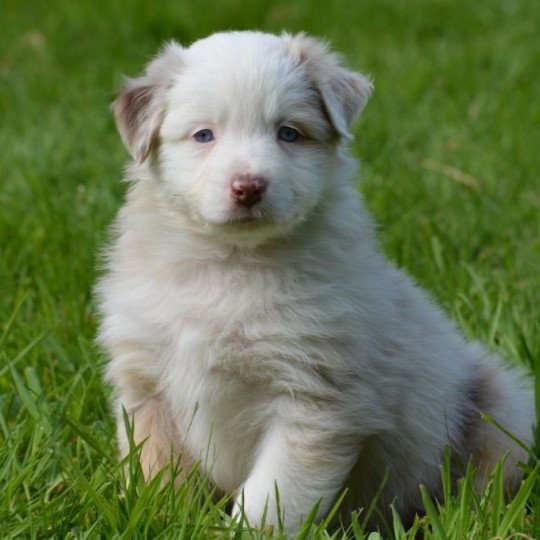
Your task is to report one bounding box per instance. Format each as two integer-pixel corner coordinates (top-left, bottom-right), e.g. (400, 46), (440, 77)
(284, 33), (373, 140)
(113, 42), (184, 163)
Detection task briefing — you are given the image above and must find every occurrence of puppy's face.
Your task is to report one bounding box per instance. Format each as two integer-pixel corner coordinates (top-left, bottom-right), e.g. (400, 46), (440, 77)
(114, 32), (372, 246)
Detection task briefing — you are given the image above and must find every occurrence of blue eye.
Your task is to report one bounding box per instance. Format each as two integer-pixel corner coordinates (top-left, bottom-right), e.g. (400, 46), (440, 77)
(277, 126), (300, 143)
(193, 129), (214, 143)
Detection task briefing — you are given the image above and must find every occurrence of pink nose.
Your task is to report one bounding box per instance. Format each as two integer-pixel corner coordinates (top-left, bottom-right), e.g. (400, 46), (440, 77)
(230, 174), (268, 208)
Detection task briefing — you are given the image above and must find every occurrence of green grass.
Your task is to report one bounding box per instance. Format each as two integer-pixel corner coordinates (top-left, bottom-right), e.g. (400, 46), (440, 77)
(1, 0), (539, 537)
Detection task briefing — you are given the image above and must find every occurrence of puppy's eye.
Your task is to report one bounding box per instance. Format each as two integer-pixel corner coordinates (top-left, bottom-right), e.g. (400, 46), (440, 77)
(277, 126), (300, 143)
(193, 129), (214, 143)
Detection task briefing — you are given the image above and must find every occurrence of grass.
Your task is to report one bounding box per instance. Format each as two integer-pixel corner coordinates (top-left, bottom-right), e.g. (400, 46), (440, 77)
(1, 0), (539, 537)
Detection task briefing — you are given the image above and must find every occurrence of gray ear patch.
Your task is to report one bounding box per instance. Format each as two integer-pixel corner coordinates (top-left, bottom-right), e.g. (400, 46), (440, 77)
(113, 83), (160, 163)
(320, 71), (373, 140)
(112, 41), (185, 163)
(284, 32), (373, 139)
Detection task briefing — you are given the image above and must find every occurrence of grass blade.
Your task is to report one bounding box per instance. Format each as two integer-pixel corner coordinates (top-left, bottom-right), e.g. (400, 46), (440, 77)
(420, 484), (448, 540)
(496, 461), (540, 536)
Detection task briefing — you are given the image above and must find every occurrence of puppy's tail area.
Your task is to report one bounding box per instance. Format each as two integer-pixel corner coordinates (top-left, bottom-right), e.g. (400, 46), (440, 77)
(462, 350), (535, 489)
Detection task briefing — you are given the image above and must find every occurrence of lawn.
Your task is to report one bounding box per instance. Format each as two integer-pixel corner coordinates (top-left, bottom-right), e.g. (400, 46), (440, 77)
(1, 0), (539, 537)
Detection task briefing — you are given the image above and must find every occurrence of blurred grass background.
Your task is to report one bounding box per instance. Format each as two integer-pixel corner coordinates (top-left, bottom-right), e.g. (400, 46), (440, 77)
(1, 0), (539, 537)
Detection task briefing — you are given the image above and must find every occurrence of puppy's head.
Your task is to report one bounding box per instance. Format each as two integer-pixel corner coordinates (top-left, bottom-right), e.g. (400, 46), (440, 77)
(113, 32), (372, 246)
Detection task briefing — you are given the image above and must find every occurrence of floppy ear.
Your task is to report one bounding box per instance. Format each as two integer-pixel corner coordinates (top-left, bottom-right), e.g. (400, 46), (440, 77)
(284, 33), (373, 140)
(112, 42), (184, 163)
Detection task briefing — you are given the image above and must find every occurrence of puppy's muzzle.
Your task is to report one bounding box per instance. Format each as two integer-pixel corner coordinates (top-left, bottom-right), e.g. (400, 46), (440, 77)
(230, 174), (268, 208)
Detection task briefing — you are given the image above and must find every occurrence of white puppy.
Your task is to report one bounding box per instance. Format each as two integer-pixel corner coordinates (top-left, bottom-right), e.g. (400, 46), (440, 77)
(97, 31), (534, 532)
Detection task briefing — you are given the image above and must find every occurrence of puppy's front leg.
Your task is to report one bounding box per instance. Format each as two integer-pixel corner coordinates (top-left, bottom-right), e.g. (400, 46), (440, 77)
(233, 417), (359, 533)
(115, 395), (187, 481)
(104, 342), (190, 482)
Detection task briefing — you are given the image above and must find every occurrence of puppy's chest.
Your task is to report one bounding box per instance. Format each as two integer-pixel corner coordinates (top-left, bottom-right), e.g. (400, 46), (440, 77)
(163, 263), (354, 388)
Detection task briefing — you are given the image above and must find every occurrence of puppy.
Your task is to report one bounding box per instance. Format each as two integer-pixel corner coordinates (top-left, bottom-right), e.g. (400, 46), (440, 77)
(97, 31), (534, 533)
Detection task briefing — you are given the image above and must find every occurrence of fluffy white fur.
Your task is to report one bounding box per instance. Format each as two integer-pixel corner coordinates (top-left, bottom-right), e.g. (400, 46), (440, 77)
(97, 31), (534, 533)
